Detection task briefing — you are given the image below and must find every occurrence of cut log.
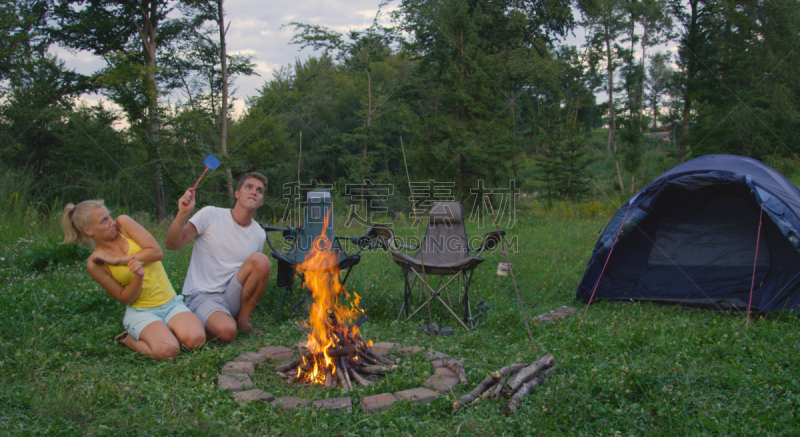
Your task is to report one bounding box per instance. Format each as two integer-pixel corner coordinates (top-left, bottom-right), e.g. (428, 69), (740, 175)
(324, 368), (333, 387)
(275, 371), (288, 379)
(355, 315), (368, 326)
(506, 355), (554, 396)
(442, 360), (468, 386)
(275, 357), (304, 373)
(481, 382), (498, 400)
(503, 369), (552, 416)
(489, 363), (529, 381)
(453, 374), (495, 411)
(491, 381), (505, 398)
(356, 364), (400, 375)
(348, 368), (372, 386)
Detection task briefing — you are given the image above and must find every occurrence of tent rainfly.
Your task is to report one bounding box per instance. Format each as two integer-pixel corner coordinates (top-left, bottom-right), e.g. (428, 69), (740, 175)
(576, 154), (800, 312)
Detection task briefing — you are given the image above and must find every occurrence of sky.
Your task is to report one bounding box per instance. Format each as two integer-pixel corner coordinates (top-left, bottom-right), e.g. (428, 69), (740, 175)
(53, 0), (675, 124)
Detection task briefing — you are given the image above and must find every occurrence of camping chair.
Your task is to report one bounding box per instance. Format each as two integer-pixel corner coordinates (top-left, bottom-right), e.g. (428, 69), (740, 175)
(372, 202), (504, 331)
(263, 190), (366, 312)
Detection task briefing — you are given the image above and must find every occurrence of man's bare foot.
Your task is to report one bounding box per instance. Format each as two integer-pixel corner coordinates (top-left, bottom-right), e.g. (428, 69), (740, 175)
(238, 321), (263, 335)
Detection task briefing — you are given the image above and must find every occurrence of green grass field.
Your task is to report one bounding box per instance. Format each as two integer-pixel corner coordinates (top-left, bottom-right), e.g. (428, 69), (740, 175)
(1, 212), (798, 436)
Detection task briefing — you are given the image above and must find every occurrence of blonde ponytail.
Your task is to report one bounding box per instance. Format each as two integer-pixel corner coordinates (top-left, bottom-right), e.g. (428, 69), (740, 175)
(60, 200), (105, 247)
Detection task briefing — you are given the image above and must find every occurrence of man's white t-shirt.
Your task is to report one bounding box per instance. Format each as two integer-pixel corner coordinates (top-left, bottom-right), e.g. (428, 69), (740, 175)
(182, 206), (266, 296)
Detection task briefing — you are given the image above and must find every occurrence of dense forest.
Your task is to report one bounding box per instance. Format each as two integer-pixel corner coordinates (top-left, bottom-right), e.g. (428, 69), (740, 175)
(2, 0), (799, 221)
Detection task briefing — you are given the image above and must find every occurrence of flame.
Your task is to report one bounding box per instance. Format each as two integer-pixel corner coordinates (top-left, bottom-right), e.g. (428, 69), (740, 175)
(295, 209), (365, 385)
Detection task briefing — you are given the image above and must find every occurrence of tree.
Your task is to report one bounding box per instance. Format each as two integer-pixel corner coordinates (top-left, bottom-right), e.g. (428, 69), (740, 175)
(50, 0), (189, 219)
(582, 0), (628, 190)
(645, 51), (673, 131)
(397, 0), (575, 194)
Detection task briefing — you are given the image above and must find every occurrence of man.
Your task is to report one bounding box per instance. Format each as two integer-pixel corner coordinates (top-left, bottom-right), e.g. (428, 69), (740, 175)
(165, 172), (271, 343)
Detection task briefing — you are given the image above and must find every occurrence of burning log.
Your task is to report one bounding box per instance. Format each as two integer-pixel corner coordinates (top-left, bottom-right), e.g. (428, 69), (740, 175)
(339, 357), (353, 391)
(504, 369), (552, 416)
(356, 364), (400, 375)
(275, 357), (304, 373)
(334, 359), (350, 392)
(348, 368), (372, 386)
(328, 345), (358, 358)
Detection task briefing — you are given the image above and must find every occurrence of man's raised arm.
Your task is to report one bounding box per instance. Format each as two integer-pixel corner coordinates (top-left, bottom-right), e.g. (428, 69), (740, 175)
(166, 188), (199, 250)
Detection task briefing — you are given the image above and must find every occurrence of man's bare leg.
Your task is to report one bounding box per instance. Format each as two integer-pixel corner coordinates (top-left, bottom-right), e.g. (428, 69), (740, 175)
(205, 311), (237, 344)
(235, 253), (271, 332)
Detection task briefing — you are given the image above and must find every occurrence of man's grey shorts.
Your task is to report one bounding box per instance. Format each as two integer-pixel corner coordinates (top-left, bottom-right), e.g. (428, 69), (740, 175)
(184, 275), (243, 326)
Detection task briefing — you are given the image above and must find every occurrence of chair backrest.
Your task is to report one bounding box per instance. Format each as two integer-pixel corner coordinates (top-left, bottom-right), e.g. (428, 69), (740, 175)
(288, 190), (347, 267)
(415, 202), (470, 266)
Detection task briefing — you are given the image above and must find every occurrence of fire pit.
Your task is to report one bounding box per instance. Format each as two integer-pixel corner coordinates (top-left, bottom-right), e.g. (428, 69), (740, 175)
(274, 213), (398, 390)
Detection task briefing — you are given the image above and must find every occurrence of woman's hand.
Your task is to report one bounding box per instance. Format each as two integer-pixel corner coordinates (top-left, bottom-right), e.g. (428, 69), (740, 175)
(90, 252), (124, 266)
(126, 257), (144, 277)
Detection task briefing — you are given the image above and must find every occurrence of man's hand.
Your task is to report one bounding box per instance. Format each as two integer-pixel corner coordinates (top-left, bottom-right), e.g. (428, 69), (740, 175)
(178, 188), (196, 215)
(178, 188), (196, 214)
(166, 188), (199, 250)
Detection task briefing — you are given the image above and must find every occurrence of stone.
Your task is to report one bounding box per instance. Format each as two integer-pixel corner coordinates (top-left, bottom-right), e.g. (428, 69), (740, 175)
(271, 397), (310, 410)
(233, 389), (275, 404)
(425, 349), (450, 361)
(394, 387), (438, 404)
(221, 361), (254, 375)
(371, 342), (400, 354)
(234, 352), (266, 363)
(398, 346), (424, 356)
(548, 311), (567, 320)
(532, 315), (553, 324)
(362, 393), (398, 414)
(555, 306), (578, 315)
(310, 397), (352, 412)
(259, 346), (294, 361)
(217, 374), (253, 392)
(422, 370), (460, 393)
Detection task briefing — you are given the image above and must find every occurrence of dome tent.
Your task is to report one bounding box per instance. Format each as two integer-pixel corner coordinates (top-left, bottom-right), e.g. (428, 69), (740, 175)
(576, 154), (800, 312)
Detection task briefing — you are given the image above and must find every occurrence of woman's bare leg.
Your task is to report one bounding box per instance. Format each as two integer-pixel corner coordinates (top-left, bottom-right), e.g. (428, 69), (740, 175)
(167, 312), (206, 350)
(120, 322), (181, 360)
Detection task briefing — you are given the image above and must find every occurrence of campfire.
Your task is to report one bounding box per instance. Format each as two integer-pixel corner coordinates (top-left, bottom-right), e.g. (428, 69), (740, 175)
(275, 212), (397, 390)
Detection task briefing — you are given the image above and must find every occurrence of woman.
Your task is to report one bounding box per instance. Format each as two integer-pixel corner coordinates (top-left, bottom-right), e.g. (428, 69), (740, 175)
(61, 200), (205, 360)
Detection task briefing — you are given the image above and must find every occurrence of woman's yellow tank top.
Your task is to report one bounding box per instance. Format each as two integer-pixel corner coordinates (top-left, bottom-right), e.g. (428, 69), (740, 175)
(107, 237), (175, 309)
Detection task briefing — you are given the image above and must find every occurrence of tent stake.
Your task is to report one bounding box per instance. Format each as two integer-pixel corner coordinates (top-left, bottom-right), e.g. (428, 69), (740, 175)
(483, 194), (536, 353)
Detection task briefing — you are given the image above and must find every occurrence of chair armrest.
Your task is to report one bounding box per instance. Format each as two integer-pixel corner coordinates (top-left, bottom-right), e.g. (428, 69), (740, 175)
(261, 225), (297, 253)
(471, 230), (505, 254)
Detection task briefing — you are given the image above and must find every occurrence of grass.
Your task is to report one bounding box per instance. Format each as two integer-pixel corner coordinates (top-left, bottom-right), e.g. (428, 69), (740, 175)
(1, 210), (799, 436)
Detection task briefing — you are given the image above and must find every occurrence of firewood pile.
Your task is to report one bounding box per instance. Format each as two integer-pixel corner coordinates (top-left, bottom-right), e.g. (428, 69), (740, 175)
(453, 354), (555, 416)
(273, 311), (399, 391)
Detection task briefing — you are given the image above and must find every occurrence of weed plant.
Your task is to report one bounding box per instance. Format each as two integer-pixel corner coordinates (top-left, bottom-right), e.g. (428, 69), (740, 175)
(1, 206), (798, 436)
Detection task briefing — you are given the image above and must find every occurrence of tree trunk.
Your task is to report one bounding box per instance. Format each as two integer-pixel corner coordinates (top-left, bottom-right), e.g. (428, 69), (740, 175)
(141, 2), (164, 220)
(680, 0), (699, 164)
(604, 20), (616, 158)
(639, 20), (648, 132)
(604, 17), (624, 191)
(218, 0), (234, 202)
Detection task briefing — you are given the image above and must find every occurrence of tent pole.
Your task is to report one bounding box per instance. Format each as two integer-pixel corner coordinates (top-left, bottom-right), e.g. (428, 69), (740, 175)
(746, 203), (764, 332)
